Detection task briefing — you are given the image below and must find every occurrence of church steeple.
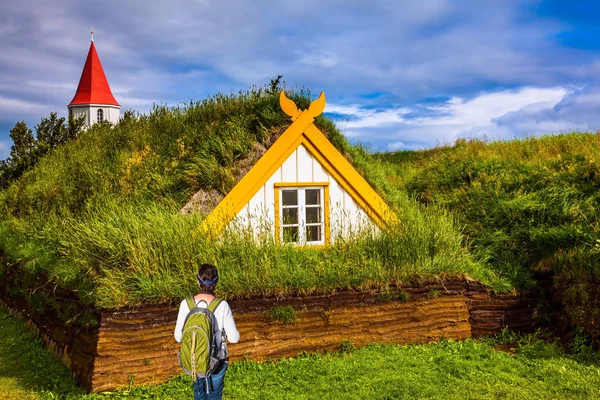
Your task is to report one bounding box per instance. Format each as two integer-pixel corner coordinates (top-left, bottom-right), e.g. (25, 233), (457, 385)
(68, 32), (120, 126)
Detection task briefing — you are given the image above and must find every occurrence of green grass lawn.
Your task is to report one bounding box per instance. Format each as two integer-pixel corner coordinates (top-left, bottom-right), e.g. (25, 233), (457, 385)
(2, 307), (600, 400)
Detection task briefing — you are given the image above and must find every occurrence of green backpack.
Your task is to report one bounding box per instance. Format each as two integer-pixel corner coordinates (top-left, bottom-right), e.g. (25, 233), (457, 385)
(179, 296), (224, 380)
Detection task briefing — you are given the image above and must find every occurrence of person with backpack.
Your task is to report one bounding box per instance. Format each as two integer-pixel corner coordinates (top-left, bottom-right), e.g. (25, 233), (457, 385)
(174, 263), (240, 400)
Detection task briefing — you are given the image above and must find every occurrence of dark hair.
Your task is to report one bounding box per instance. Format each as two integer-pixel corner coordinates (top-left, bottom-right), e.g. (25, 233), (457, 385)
(197, 263), (218, 294)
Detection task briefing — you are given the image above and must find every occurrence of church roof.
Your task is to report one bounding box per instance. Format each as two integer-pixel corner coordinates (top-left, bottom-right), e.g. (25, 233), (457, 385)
(69, 41), (120, 107)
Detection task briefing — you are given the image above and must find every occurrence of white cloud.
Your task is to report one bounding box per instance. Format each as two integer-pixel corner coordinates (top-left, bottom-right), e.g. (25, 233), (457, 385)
(411, 87), (570, 132)
(325, 104), (363, 115)
(2, 1), (600, 154)
(0, 95), (48, 113)
(329, 86), (574, 149)
(326, 103), (411, 130)
(117, 95), (159, 109)
(347, 109), (411, 129)
(25, 80), (75, 91)
(493, 84), (600, 136)
(300, 50), (342, 68)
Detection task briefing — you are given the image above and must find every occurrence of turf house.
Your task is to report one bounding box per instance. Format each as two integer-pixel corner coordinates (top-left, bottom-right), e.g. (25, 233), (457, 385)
(196, 91), (395, 244)
(2, 39), (579, 393)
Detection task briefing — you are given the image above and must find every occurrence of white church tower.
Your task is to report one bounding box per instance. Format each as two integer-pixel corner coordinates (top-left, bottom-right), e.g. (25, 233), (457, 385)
(68, 31), (120, 126)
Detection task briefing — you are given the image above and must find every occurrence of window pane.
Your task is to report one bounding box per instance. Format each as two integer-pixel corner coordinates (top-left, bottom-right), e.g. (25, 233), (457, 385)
(306, 225), (321, 242)
(283, 207), (298, 225)
(282, 190), (298, 206)
(305, 206), (321, 224)
(306, 189), (320, 205)
(283, 226), (299, 243)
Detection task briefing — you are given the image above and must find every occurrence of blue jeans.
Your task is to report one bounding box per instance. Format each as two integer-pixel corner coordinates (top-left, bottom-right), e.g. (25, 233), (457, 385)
(193, 362), (228, 400)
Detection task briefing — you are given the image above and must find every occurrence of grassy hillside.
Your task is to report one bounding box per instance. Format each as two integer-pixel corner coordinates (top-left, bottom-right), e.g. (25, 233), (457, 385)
(373, 133), (600, 343)
(0, 87), (496, 325)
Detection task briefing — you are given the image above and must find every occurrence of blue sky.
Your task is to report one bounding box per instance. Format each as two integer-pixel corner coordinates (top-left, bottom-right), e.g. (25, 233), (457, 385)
(1, 0), (600, 160)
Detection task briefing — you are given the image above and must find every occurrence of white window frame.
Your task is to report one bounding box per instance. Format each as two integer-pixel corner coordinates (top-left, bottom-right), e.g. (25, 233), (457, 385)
(279, 186), (325, 245)
(97, 108), (104, 123)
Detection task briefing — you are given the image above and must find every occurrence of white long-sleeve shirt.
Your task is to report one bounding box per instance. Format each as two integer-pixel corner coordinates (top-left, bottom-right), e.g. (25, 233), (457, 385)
(174, 298), (240, 345)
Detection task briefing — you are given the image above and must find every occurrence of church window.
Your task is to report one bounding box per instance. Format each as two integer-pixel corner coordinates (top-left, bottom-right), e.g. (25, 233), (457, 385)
(97, 109), (104, 123)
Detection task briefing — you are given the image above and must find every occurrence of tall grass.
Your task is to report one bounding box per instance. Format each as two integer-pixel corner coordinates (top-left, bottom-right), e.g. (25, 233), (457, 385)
(1, 196), (499, 311)
(0, 88), (317, 217)
(374, 133), (600, 343)
(375, 133), (600, 286)
(0, 86), (495, 320)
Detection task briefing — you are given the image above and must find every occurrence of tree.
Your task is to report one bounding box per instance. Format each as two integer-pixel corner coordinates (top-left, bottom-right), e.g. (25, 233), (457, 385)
(66, 113), (86, 142)
(1, 121), (36, 188)
(0, 159), (11, 189)
(0, 112), (85, 189)
(34, 112), (84, 158)
(35, 112), (67, 153)
(9, 121), (37, 180)
(9, 121), (36, 161)
(121, 109), (137, 123)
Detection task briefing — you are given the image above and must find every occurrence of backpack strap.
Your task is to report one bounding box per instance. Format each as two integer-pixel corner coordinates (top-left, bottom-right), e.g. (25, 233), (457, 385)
(186, 296), (222, 313)
(207, 297), (223, 313)
(185, 296), (196, 311)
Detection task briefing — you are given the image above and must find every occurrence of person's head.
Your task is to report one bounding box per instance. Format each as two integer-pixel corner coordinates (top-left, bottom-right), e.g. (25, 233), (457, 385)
(197, 263), (218, 294)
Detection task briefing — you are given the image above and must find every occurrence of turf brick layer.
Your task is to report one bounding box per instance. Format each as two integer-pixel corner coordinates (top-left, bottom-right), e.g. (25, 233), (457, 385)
(2, 279), (538, 392)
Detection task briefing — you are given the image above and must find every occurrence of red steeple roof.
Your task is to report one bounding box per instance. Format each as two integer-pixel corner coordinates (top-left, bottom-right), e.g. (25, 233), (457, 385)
(69, 41), (119, 107)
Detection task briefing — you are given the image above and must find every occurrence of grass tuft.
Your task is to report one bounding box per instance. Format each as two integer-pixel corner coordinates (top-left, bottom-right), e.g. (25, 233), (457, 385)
(264, 306), (296, 325)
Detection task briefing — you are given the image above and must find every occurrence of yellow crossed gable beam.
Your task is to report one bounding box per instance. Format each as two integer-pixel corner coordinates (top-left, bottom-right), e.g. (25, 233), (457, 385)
(300, 124), (396, 229)
(198, 91), (397, 236)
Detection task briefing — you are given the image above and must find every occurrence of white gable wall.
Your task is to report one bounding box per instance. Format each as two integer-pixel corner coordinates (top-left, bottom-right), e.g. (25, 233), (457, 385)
(231, 144), (377, 242)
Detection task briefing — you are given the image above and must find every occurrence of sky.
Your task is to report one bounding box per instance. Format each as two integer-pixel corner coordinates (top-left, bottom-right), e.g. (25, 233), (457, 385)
(1, 0), (600, 160)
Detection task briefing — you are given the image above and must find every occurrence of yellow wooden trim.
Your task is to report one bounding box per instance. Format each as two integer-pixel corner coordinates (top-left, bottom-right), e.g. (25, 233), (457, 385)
(324, 184), (331, 245)
(300, 136), (384, 229)
(199, 111), (314, 234)
(274, 186), (280, 245)
(274, 182), (330, 188)
(199, 90), (397, 238)
(280, 91), (302, 120)
(301, 125), (397, 229)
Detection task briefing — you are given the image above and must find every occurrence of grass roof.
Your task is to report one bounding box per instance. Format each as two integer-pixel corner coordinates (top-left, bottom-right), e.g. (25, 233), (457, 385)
(0, 87), (504, 325)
